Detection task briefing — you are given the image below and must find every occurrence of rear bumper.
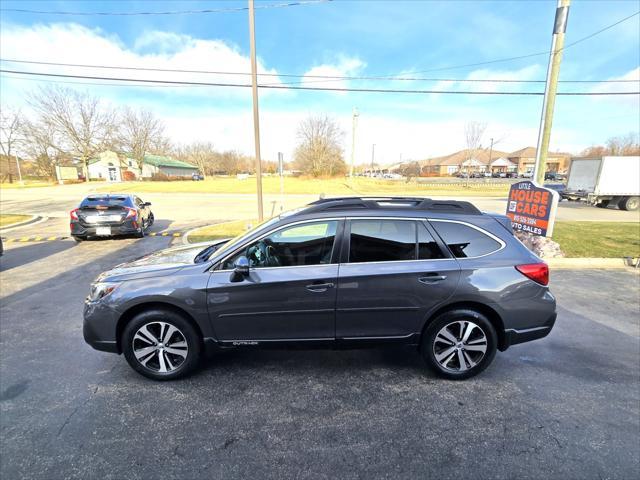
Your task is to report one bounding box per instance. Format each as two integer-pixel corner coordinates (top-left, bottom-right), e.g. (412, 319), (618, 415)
(71, 219), (139, 238)
(502, 312), (556, 349)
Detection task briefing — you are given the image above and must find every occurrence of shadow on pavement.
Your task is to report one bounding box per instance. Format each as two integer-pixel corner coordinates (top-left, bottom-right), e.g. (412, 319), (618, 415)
(0, 241), (77, 272)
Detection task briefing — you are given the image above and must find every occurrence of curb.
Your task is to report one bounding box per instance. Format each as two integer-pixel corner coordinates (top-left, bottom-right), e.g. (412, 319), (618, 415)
(0, 215), (46, 233)
(546, 257), (638, 269)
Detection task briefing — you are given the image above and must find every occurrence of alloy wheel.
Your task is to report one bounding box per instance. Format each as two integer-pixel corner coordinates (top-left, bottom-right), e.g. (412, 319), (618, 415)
(433, 321), (488, 372)
(132, 321), (188, 373)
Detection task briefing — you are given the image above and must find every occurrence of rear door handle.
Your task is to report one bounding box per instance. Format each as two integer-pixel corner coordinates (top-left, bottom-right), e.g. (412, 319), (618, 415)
(419, 274), (447, 284)
(305, 282), (335, 292)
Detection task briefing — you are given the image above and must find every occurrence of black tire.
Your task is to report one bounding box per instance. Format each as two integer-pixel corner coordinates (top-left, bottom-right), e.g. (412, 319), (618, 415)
(148, 213), (155, 227)
(122, 309), (202, 381)
(596, 200), (610, 208)
(421, 309), (497, 380)
(619, 196), (639, 211)
(135, 224), (145, 238)
(72, 235), (85, 242)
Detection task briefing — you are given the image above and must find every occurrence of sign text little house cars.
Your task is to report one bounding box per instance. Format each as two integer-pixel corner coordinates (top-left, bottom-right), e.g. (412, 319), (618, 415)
(506, 181), (559, 237)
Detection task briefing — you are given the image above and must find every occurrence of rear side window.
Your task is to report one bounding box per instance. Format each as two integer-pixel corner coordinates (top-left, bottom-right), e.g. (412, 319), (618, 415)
(418, 223), (446, 260)
(349, 220), (416, 263)
(431, 221), (502, 258)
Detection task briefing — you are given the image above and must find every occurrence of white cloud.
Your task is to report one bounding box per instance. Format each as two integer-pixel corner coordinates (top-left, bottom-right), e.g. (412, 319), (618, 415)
(431, 64), (542, 94)
(301, 55), (366, 91)
(0, 22), (284, 97)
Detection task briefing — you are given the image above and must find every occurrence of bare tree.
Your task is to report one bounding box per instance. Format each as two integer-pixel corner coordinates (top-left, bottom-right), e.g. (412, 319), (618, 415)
(0, 107), (24, 182)
(22, 119), (62, 179)
(581, 132), (640, 157)
(118, 107), (166, 175)
(294, 115), (346, 177)
(29, 86), (117, 181)
(462, 121), (487, 174)
(177, 141), (219, 175)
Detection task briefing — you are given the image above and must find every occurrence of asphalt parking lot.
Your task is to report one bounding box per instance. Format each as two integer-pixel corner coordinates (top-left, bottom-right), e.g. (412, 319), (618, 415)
(1, 234), (639, 479)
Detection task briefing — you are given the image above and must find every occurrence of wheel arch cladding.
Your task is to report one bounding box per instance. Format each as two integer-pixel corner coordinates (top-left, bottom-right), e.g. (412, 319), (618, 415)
(116, 302), (204, 354)
(421, 302), (507, 351)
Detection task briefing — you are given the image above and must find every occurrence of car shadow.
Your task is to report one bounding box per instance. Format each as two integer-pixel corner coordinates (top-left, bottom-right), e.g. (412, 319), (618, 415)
(0, 241), (78, 272)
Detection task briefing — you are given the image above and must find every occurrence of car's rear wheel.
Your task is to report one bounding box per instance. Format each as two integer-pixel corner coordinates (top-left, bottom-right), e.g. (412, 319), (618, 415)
(72, 235), (85, 242)
(421, 309), (497, 380)
(122, 310), (202, 380)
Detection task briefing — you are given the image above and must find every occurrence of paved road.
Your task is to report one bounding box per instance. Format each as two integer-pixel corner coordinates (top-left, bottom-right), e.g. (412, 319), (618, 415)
(2, 184), (639, 226)
(1, 237), (638, 479)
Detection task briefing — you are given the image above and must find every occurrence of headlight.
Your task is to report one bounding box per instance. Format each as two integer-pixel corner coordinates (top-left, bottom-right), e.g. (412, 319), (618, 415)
(87, 282), (120, 302)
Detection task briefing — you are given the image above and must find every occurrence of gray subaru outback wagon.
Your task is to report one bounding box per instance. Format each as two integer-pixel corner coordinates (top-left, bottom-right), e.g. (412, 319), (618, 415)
(84, 197), (556, 381)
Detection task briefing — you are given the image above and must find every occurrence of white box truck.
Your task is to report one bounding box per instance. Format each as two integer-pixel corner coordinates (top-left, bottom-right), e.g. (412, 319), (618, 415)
(562, 156), (640, 211)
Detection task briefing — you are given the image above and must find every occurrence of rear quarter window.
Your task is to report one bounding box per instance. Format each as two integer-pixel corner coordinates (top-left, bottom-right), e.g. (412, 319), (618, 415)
(431, 221), (502, 258)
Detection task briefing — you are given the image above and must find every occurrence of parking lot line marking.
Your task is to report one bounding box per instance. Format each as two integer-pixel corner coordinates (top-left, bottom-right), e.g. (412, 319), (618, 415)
(20, 237), (30, 242)
(173, 233), (181, 237)
(149, 232), (157, 236)
(47, 236), (57, 241)
(162, 232), (168, 236)
(33, 236), (43, 241)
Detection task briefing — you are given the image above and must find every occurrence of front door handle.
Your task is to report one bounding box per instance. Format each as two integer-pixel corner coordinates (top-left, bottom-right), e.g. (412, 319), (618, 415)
(305, 282), (335, 292)
(419, 274), (447, 284)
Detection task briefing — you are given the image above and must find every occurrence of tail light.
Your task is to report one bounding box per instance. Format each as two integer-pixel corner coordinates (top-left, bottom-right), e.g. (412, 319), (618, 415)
(125, 207), (137, 219)
(70, 208), (79, 220)
(515, 263), (549, 286)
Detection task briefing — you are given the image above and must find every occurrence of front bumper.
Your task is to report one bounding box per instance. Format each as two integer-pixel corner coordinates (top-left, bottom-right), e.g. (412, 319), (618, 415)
(71, 219), (140, 238)
(83, 300), (120, 353)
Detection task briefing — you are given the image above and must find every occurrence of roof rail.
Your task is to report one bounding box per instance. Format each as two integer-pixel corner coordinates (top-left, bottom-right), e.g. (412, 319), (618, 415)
(303, 196), (482, 215)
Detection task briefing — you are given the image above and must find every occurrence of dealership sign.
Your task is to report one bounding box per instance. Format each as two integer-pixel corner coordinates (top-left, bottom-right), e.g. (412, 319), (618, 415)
(506, 181), (559, 237)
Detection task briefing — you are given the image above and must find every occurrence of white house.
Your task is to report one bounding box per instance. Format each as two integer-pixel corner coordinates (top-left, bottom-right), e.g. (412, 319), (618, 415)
(87, 151), (125, 182)
(87, 151), (198, 181)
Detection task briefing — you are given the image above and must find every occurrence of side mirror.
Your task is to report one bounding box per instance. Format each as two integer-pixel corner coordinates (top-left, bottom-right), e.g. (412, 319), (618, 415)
(230, 256), (250, 282)
(143, 202), (152, 207)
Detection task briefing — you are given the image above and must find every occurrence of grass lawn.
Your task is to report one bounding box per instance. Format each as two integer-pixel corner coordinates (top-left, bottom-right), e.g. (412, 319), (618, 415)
(188, 219), (640, 259)
(96, 176), (510, 197)
(552, 221), (640, 258)
(0, 214), (31, 227)
(188, 220), (257, 244)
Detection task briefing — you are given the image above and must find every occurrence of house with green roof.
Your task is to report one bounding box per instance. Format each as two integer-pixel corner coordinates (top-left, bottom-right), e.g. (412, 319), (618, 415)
(87, 151), (199, 181)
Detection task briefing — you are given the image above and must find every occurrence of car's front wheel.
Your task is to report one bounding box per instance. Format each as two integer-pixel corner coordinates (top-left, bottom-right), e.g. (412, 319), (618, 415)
(122, 310), (202, 380)
(421, 309), (497, 380)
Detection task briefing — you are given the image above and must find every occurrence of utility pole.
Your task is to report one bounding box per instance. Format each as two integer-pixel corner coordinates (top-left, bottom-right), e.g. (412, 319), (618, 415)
(248, 0), (264, 221)
(371, 144), (376, 176)
(533, 0), (570, 185)
(15, 154), (23, 184)
(350, 107), (359, 178)
(278, 151), (284, 212)
(488, 138), (493, 175)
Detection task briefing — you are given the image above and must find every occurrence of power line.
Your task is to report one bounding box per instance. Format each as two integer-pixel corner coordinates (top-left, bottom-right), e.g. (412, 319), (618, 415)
(1, 9), (637, 85)
(1, 57), (636, 85)
(2, 69), (637, 95)
(376, 10), (640, 76)
(0, 0), (332, 16)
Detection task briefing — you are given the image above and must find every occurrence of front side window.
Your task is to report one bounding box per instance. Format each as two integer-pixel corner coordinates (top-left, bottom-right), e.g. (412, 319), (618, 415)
(223, 221), (338, 269)
(349, 220), (416, 263)
(431, 221), (502, 258)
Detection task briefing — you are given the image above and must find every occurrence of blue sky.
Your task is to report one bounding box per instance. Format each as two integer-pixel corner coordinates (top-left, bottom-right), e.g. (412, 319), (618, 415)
(1, 0), (638, 164)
